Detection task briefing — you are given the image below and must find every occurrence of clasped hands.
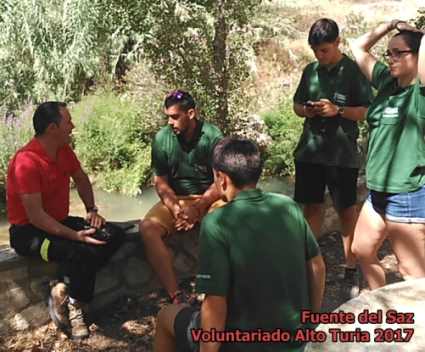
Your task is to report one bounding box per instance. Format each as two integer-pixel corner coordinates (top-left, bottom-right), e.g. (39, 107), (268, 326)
(304, 99), (339, 118)
(172, 203), (202, 231)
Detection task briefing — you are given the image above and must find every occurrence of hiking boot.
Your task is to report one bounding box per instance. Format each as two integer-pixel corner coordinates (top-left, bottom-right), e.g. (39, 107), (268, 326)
(48, 282), (70, 330)
(68, 300), (89, 340)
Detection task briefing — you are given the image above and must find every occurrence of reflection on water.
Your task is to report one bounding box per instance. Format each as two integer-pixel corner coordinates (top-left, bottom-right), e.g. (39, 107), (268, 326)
(69, 187), (159, 221)
(0, 187), (160, 246)
(0, 177), (293, 246)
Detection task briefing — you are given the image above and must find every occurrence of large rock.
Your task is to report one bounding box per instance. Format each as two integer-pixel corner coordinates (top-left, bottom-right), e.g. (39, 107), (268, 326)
(306, 278), (425, 351)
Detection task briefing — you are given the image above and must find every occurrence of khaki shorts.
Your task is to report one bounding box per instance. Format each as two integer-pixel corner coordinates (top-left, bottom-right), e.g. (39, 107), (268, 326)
(144, 195), (226, 235)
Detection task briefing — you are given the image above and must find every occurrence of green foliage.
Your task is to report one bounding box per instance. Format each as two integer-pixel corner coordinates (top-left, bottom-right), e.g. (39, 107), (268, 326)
(262, 99), (303, 176)
(0, 108), (33, 188)
(0, 0), (145, 111)
(139, 0), (262, 133)
(72, 90), (163, 195)
(415, 8), (425, 29)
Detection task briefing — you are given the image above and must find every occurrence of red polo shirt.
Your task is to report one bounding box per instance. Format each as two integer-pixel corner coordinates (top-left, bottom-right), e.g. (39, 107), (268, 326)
(7, 138), (81, 225)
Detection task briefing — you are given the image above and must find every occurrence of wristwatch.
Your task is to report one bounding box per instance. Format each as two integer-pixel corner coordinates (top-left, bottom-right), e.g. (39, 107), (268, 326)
(86, 205), (99, 213)
(337, 106), (344, 116)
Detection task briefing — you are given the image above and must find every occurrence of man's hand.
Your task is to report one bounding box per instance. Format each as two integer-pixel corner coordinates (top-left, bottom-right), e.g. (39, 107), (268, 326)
(304, 105), (317, 118)
(316, 99), (339, 117)
(174, 204), (202, 231)
(170, 202), (194, 232)
(86, 211), (105, 229)
(181, 205), (201, 224)
(76, 227), (106, 245)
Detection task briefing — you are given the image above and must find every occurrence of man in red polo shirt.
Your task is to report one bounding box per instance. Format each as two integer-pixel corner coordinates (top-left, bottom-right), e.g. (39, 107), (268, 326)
(7, 101), (123, 340)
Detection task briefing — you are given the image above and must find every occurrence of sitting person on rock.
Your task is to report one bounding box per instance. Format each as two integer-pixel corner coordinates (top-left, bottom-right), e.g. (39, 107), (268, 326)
(139, 90), (224, 304)
(7, 101), (124, 340)
(154, 137), (326, 352)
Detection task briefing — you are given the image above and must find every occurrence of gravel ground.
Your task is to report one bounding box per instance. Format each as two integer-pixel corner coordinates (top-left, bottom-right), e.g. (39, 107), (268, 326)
(1, 232), (401, 352)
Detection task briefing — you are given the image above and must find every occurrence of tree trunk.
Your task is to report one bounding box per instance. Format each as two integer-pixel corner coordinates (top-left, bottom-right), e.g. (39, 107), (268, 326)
(213, 0), (229, 133)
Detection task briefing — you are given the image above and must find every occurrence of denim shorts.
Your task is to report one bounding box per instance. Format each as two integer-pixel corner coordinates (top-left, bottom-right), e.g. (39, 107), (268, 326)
(366, 184), (425, 223)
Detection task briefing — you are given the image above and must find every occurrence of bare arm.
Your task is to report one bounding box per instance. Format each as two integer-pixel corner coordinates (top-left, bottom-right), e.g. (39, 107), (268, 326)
(317, 100), (368, 121)
(296, 101), (368, 121)
(72, 168), (105, 228)
(306, 255), (326, 312)
(337, 106), (368, 121)
(20, 193), (103, 244)
(350, 20), (401, 81)
(176, 182), (221, 231)
(419, 33), (425, 84)
(72, 168), (95, 211)
(200, 295), (227, 352)
(192, 183), (221, 217)
(154, 175), (181, 219)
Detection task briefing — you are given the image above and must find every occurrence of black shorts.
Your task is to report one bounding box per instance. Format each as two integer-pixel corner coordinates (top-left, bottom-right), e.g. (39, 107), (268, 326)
(174, 306), (200, 352)
(294, 162), (358, 210)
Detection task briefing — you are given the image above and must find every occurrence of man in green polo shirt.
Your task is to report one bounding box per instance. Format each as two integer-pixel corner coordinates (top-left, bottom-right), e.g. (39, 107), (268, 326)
(139, 90), (224, 304)
(293, 18), (372, 292)
(154, 137), (326, 352)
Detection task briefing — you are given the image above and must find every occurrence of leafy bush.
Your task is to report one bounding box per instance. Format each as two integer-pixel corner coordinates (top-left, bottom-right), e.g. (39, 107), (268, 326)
(0, 0), (145, 111)
(72, 89), (164, 195)
(0, 107), (34, 189)
(262, 99), (303, 177)
(139, 0), (262, 134)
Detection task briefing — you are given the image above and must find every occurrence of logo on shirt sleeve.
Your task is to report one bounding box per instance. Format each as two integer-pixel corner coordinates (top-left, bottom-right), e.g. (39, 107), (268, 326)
(333, 92), (347, 105)
(196, 274), (212, 280)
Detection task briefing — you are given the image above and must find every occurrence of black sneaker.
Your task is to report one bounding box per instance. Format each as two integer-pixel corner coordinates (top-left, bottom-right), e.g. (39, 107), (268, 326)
(341, 267), (360, 300)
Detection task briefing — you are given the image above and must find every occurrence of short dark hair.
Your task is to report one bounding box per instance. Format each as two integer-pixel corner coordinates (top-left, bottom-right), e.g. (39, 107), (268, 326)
(393, 30), (424, 54)
(212, 137), (263, 188)
(164, 90), (196, 111)
(33, 101), (67, 136)
(308, 18), (339, 46)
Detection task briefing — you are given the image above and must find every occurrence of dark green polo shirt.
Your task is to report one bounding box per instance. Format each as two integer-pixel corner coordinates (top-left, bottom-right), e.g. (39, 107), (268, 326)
(151, 120), (223, 195)
(366, 61), (425, 193)
(293, 54), (372, 168)
(196, 189), (320, 352)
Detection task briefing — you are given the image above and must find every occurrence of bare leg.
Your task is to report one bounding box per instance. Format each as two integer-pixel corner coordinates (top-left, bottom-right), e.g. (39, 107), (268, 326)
(351, 203), (387, 289)
(303, 203), (324, 239)
(140, 219), (178, 297)
(155, 304), (188, 352)
(387, 222), (425, 280)
(338, 205), (359, 268)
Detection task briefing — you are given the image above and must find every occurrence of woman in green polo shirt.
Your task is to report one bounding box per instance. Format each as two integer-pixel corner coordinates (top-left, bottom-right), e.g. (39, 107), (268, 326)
(350, 20), (425, 291)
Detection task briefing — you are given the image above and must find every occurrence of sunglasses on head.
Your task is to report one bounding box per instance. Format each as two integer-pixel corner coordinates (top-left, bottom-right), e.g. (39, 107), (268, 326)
(166, 90), (184, 100)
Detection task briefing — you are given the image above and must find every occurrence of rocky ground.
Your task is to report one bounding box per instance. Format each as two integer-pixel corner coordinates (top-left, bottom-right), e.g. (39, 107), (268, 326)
(0, 232), (401, 352)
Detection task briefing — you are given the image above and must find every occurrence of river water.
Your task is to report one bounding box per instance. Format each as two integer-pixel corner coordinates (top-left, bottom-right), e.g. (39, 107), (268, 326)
(0, 177), (293, 246)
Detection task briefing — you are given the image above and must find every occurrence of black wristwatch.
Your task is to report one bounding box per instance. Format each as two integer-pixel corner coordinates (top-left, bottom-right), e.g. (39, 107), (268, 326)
(86, 205), (99, 213)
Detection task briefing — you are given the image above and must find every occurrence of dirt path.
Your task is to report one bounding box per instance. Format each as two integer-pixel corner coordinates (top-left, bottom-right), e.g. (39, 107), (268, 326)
(1, 233), (401, 352)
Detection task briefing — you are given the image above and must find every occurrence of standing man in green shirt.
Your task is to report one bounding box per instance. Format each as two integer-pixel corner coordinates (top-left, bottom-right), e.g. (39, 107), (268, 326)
(139, 90), (224, 304)
(293, 18), (372, 291)
(154, 137), (326, 352)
